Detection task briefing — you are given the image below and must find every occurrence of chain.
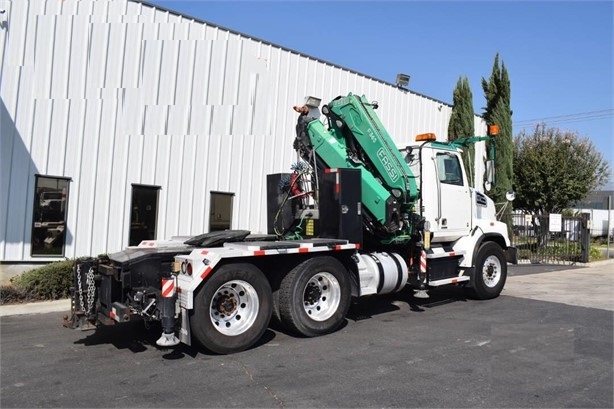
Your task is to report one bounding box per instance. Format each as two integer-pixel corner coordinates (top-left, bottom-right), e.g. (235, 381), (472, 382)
(76, 263), (85, 312)
(86, 266), (95, 315)
(76, 262), (96, 315)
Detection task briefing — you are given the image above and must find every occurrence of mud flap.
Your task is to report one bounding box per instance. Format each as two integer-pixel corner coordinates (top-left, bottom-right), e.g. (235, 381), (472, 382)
(505, 246), (518, 265)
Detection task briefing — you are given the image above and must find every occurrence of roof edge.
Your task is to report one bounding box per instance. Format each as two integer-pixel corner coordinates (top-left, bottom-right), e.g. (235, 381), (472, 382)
(131, 0), (466, 111)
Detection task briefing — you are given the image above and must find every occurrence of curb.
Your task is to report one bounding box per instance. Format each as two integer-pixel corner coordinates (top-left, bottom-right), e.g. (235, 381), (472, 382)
(0, 299), (70, 317)
(586, 258), (614, 267)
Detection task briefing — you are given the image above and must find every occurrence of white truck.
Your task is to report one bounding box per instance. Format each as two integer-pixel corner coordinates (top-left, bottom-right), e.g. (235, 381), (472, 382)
(65, 93), (517, 355)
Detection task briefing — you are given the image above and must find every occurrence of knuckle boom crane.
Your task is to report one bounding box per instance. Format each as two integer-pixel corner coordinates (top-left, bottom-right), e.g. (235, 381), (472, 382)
(64, 93), (517, 355)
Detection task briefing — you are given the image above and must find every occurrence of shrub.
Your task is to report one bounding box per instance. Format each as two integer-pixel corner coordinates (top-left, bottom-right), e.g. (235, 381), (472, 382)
(1, 259), (76, 304)
(0, 285), (29, 305)
(589, 246), (604, 262)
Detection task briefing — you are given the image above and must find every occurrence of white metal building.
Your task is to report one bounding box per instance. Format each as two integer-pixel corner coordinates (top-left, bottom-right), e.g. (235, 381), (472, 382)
(0, 0), (486, 262)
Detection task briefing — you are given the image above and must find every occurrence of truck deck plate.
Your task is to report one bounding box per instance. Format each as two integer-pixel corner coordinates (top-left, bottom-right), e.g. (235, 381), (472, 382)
(225, 241), (302, 251)
(292, 238), (350, 247)
(108, 247), (193, 268)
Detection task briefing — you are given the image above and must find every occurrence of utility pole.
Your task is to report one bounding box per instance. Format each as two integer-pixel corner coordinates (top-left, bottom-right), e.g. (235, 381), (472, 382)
(608, 195), (612, 259)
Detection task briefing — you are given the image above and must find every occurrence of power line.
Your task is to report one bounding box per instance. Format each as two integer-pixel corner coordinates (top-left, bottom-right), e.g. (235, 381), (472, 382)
(514, 109), (614, 127)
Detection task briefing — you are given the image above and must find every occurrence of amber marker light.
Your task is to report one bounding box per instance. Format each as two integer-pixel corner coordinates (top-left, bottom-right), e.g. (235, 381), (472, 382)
(416, 133), (436, 142)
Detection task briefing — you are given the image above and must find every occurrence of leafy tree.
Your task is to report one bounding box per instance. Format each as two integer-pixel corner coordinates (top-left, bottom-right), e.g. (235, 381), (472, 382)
(448, 76), (475, 185)
(513, 123), (611, 214)
(482, 53), (513, 225)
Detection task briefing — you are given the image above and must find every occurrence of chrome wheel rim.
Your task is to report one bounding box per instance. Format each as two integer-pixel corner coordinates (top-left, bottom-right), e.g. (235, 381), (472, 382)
(209, 280), (259, 336)
(482, 256), (502, 288)
(302, 272), (341, 321)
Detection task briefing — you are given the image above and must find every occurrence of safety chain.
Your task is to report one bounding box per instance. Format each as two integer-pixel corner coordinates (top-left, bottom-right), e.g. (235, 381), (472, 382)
(76, 263), (95, 315)
(76, 263), (84, 312)
(86, 266), (95, 315)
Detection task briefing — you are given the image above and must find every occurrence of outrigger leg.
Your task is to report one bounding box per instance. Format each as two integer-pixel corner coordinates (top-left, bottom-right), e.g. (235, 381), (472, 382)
(156, 274), (180, 347)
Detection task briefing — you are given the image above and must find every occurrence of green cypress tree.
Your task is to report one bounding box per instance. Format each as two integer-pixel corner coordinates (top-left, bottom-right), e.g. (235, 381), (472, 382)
(481, 53), (513, 227)
(448, 76), (475, 186)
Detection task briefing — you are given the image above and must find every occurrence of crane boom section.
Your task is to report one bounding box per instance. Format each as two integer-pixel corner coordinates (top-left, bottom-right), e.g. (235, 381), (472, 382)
(297, 93), (420, 235)
(305, 119), (397, 226)
(327, 94), (419, 205)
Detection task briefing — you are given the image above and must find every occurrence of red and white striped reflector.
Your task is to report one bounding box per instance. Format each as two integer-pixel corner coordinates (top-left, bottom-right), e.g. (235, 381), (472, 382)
(324, 168), (341, 193)
(200, 266), (213, 280)
(420, 250), (427, 274)
(161, 278), (175, 298)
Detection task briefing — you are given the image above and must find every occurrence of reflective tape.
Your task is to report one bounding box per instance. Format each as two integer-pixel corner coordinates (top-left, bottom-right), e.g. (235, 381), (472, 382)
(162, 278), (175, 298)
(420, 250), (427, 274)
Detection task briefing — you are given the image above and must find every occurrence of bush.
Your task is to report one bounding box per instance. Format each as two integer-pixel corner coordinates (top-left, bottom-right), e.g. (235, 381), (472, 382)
(1, 259), (75, 304)
(0, 285), (29, 305)
(589, 246), (604, 262)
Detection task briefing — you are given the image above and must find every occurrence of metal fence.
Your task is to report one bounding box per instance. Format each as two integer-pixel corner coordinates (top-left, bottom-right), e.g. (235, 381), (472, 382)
(510, 213), (590, 264)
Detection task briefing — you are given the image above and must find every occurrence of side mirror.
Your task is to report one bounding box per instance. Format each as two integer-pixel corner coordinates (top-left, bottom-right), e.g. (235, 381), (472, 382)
(485, 160), (495, 191)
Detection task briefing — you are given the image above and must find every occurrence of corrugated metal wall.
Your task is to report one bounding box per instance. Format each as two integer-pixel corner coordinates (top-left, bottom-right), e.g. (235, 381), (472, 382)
(0, 0), (486, 262)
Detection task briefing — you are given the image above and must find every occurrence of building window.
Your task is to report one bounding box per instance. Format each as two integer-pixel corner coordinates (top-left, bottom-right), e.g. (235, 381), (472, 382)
(210, 192), (234, 232)
(31, 175), (71, 257)
(129, 185), (160, 246)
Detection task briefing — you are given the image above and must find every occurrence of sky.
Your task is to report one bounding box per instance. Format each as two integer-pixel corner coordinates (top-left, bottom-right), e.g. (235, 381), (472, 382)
(150, 0), (614, 189)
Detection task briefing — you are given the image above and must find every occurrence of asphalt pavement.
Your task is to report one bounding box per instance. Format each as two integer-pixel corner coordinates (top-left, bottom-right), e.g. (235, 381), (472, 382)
(1, 259), (612, 408)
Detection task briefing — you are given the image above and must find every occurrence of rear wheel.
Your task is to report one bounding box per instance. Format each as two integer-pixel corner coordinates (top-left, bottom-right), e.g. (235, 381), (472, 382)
(190, 263), (272, 354)
(467, 242), (507, 300)
(278, 256), (351, 337)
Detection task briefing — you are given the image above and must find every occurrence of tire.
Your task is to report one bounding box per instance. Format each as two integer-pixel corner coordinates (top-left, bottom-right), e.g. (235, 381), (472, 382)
(467, 242), (507, 300)
(190, 263), (272, 354)
(278, 256), (351, 337)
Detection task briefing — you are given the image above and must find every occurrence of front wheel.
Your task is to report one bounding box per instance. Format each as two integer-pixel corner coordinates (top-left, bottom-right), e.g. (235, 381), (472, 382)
(190, 263), (272, 354)
(277, 256), (351, 337)
(467, 242), (507, 300)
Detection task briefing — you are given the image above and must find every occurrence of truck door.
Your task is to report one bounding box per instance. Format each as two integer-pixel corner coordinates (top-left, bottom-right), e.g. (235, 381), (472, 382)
(433, 152), (472, 241)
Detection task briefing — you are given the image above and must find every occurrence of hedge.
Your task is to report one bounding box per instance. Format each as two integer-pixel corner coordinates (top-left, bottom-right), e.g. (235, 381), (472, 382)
(0, 259), (75, 304)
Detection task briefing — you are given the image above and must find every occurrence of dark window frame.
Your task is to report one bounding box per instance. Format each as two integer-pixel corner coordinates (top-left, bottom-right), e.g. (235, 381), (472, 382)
(129, 184), (161, 246)
(209, 191), (235, 232)
(30, 174), (72, 257)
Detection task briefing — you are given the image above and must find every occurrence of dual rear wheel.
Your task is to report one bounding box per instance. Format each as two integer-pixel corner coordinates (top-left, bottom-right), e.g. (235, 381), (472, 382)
(190, 257), (351, 354)
(276, 256), (351, 337)
(190, 263), (272, 355)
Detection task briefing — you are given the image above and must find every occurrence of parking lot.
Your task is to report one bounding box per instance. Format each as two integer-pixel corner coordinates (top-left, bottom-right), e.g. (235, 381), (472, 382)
(1, 262), (612, 408)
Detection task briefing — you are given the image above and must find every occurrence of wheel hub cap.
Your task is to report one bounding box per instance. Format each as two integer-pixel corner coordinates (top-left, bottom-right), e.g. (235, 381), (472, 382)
(302, 272), (341, 322)
(209, 280), (259, 336)
(482, 256), (501, 288)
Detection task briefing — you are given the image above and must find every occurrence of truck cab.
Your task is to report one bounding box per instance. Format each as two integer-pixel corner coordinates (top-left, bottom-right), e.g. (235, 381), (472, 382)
(404, 139), (473, 243)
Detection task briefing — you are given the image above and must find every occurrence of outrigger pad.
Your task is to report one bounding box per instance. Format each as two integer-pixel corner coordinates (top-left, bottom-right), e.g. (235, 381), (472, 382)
(183, 230), (251, 247)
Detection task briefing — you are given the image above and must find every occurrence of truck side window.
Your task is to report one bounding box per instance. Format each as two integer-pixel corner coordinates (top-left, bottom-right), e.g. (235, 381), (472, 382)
(436, 153), (464, 186)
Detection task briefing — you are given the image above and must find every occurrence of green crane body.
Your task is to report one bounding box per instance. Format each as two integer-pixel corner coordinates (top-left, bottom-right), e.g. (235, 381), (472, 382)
(294, 93), (498, 243)
(301, 94), (419, 237)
